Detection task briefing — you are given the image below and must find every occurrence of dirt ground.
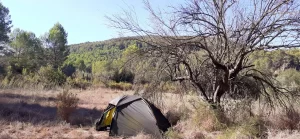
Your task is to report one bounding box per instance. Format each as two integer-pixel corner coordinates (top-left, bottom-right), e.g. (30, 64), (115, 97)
(0, 87), (133, 139)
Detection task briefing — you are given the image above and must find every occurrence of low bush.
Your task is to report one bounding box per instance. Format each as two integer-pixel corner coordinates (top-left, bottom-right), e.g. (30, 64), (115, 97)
(38, 65), (66, 88)
(189, 101), (228, 132)
(106, 81), (132, 90)
(268, 106), (300, 130)
(66, 77), (91, 89)
(165, 110), (182, 126)
(56, 90), (79, 123)
(0, 65), (67, 89)
(222, 99), (254, 124)
(165, 104), (190, 126)
(218, 116), (267, 139)
(111, 69), (135, 83)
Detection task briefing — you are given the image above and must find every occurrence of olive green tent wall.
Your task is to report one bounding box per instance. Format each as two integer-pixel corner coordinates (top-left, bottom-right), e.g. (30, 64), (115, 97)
(95, 95), (171, 138)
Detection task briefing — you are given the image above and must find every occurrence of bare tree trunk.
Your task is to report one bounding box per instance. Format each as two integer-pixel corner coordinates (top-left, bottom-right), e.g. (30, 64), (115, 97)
(107, 0), (300, 109)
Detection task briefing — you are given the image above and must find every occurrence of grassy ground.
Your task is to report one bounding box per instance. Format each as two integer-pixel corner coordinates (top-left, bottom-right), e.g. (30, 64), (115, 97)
(0, 87), (299, 139)
(0, 88), (132, 139)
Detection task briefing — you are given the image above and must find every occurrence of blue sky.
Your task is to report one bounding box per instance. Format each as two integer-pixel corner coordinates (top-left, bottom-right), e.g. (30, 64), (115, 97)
(2, 0), (183, 45)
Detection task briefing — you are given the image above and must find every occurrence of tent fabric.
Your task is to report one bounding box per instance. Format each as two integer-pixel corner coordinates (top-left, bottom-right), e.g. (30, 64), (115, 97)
(144, 99), (171, 132)
(101, 107), (116, 127)
(116, 95), (142, 106)
(109, 95), (126, 105)
(95, 104), (116, 131)
(109, 95), (141, 106)
(109, 100), (162, 138)
(96, 95), (171, 138)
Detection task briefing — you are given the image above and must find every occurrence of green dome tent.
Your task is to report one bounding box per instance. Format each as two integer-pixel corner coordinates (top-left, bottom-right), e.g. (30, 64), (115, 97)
(95, 95), (171, 138)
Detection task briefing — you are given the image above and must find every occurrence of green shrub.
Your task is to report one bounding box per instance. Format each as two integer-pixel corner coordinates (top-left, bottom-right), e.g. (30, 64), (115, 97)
(218, 116), (267, 139)
(1, 76), (10, 87)
(0, 74), (25, 88)
(276, 69), (300, 90)
(38, 65), (66, 88)
(107, 81), (132, 90)
(56, 90), (79, 123)
(111, 69), (135, 83)
(0, 65), (68, 89)
(66, 77), (91, 89)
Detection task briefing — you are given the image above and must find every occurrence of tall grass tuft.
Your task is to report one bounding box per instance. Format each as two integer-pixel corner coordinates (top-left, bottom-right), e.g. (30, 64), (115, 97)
(56, 89), (79, 123)
(268, 106), (300, 130)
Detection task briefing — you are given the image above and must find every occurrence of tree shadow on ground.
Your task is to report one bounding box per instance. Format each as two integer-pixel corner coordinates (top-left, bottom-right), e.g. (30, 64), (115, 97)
(0, 93), (56, 103)
(0, 93), (103, 127)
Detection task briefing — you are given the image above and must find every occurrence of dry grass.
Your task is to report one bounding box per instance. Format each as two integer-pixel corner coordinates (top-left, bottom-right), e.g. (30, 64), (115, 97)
(267, 106), (300, 130)
(56, 90), (79, 122)
(128, 132), (155, 139)
(107, 81), (133, 91)
(0, 87), (299, 139)
(0, 88), (132, 139)
(159, 94), (300, 139)
(267, 130), (300, 139)
(0, 121), (120, 139)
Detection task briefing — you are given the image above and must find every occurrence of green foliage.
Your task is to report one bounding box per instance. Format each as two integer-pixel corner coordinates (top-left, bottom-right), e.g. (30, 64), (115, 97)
(69, 37), (143, 53)
(0, 21), (72, 89)
(0, 65), (67, 89)
(0, 2), (12, 44)
(0, 57), (9, 75)
(65, 38), (141, 70)
(91, 60), (115, 83)
(66, 39), (141, 72)
(218, 116), (266, 139)
(276, 69), (300, 90)
(88, 44), (138, 84)
(65, 47), (122, 69)
(66, 70), (91, 89)
(251, 50), (300, 74)
(106, 81), (132, 91)
(286, 48), (300, 57)
(62, 64), (76, 77)
(1, 75), (12, 87)
(92, 60), (134, 85)
(0, 66), (19, 88)
(66, 77), (90, 89)
(9, 28), (44, 72)
(76, 60), (86, 72)
(37, 65), (66, 88)
(49, 23), (68, 45)
(122, 44), (139, 59)
(112, 69), (135, 83)
(43, 23), (69, 68)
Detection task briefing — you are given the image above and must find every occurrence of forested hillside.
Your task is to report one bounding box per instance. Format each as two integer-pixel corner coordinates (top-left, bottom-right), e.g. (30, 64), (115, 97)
(3, 33), (300, 91)
(66, 37), (143, 70)
(65, 38), (300, 93)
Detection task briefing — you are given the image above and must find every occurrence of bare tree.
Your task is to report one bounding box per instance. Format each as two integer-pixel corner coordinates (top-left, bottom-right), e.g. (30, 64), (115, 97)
(107, 0), (300, 108)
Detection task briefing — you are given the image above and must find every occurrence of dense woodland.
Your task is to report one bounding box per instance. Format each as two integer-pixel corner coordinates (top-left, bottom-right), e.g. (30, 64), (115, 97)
(2, 29), (300, 95)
